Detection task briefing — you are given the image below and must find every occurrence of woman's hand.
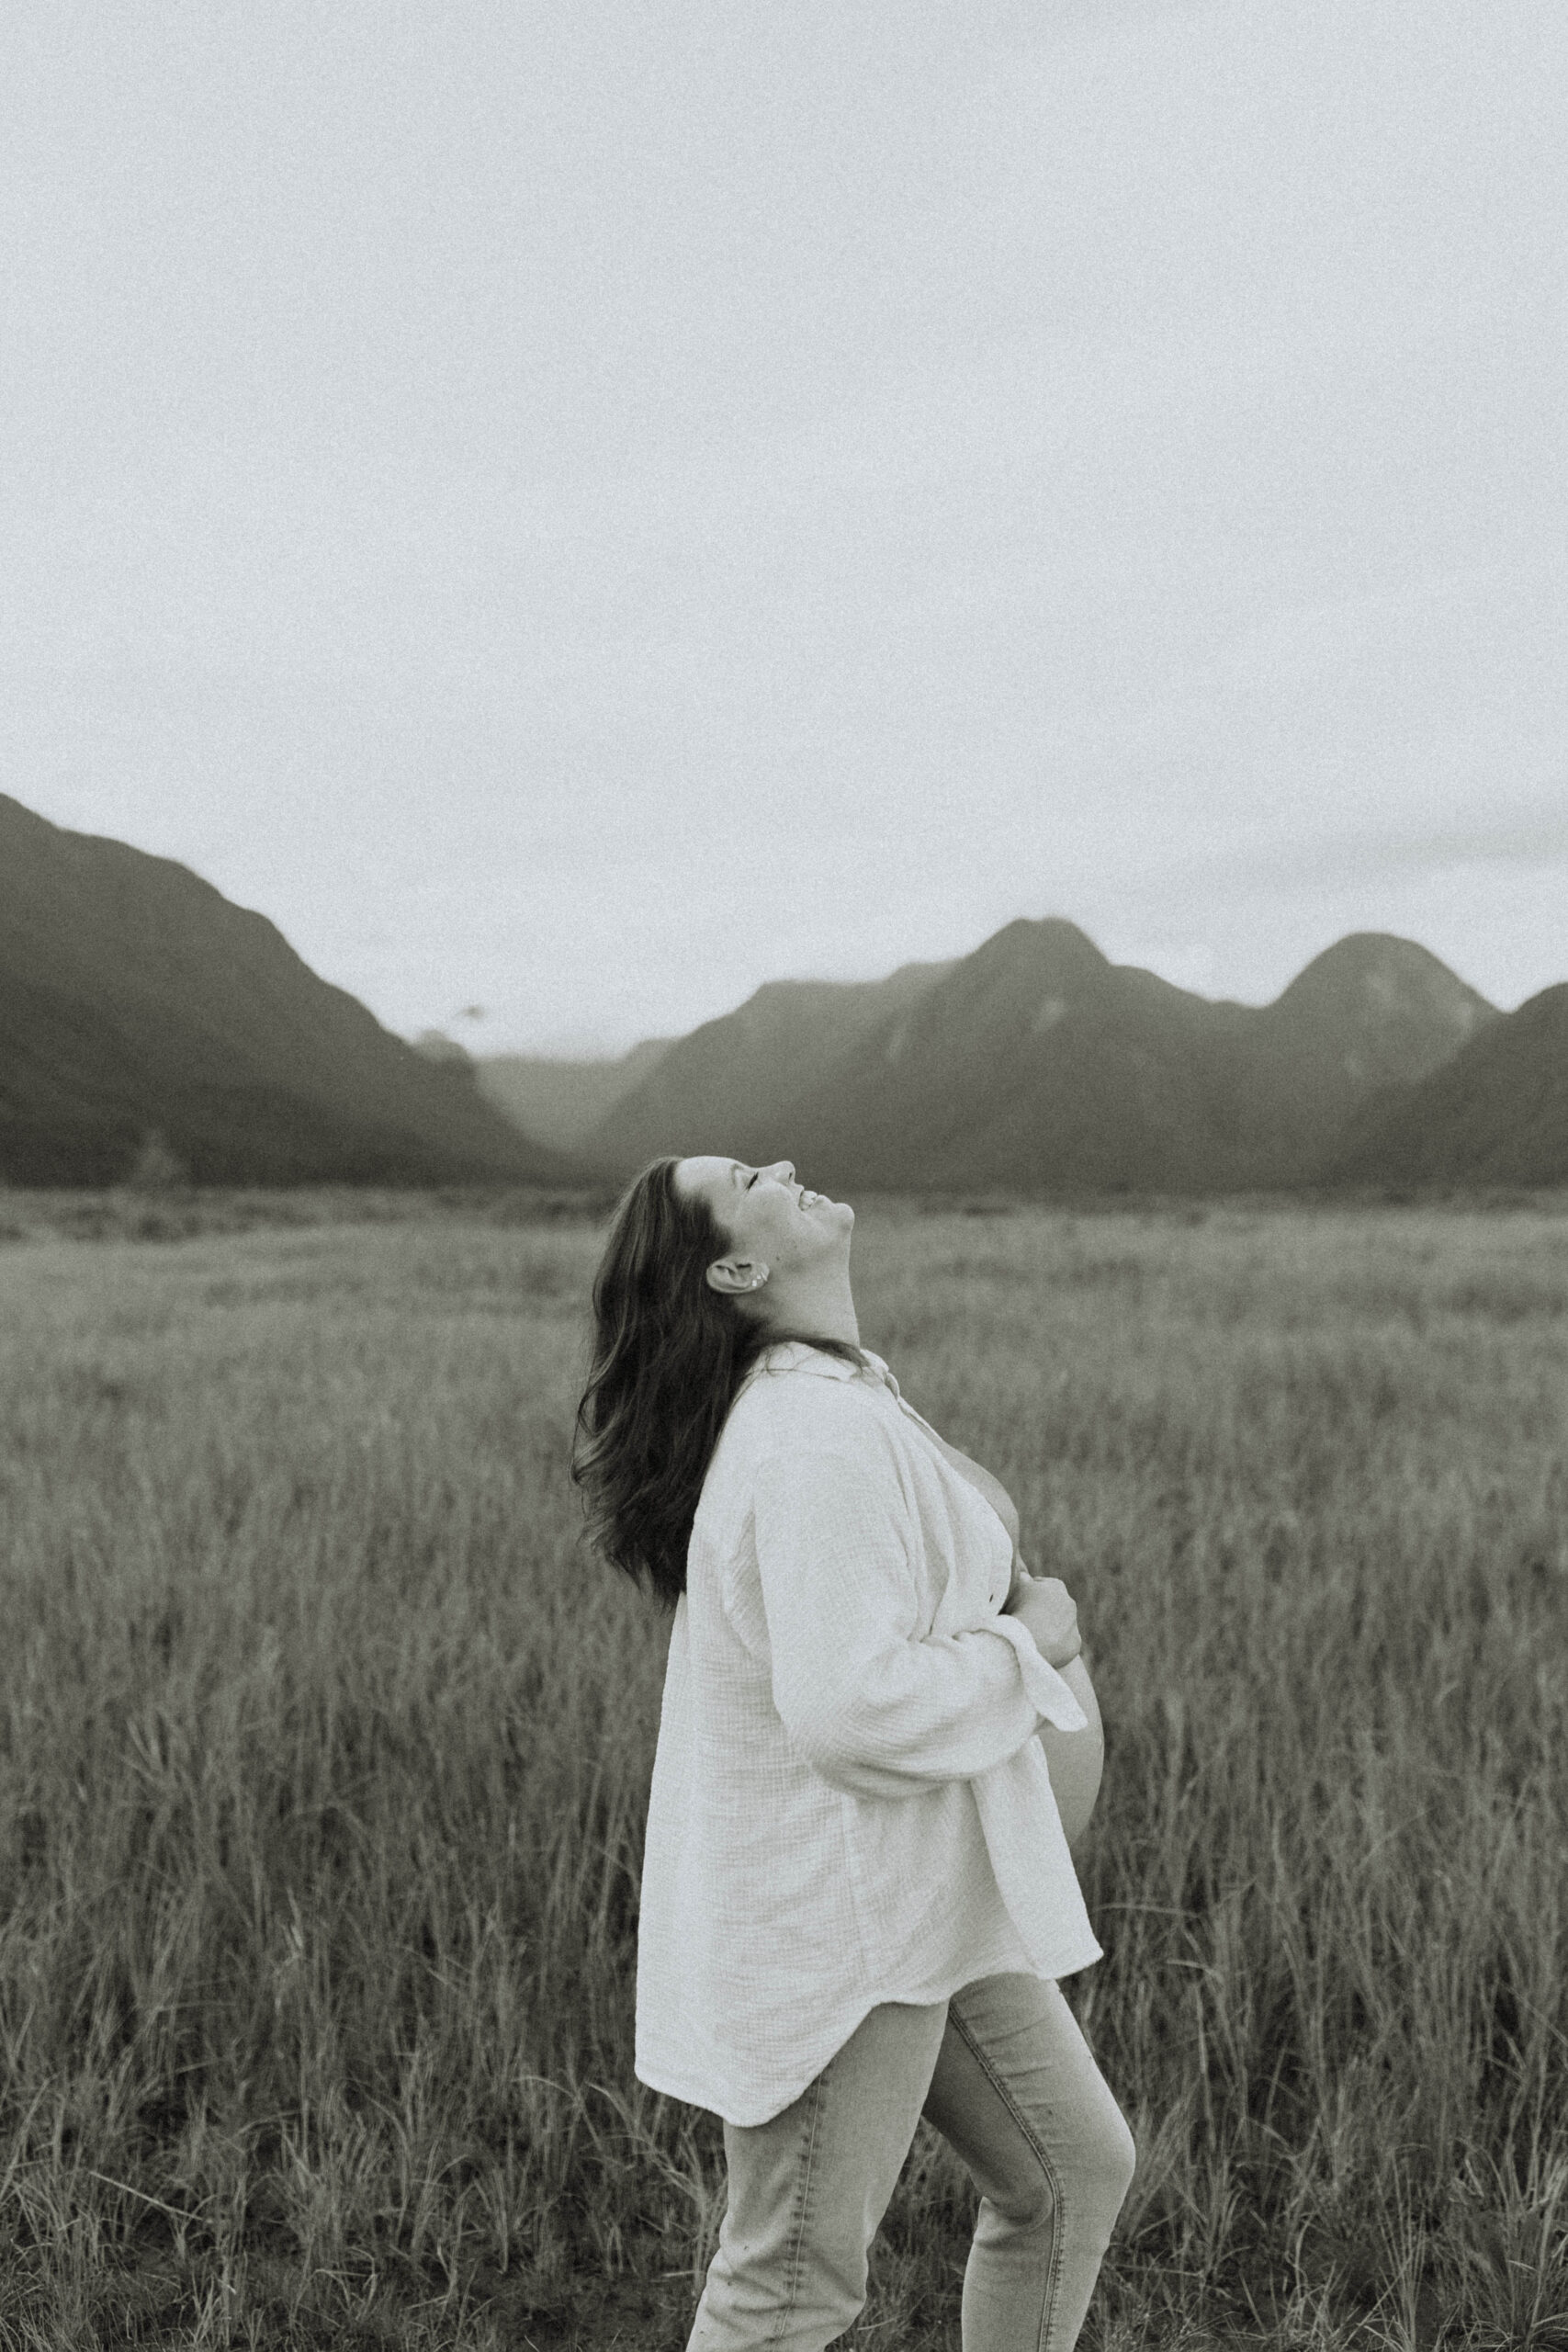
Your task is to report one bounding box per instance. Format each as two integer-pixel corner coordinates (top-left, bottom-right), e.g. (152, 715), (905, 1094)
(1002, 1570), (1082, 1669)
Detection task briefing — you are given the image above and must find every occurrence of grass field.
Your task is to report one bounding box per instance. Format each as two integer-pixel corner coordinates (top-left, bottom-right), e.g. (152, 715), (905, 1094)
(0, 1188), (1564, 2350)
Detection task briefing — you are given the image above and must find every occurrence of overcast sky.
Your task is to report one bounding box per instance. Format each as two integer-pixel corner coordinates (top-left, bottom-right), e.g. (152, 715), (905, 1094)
(5, 0), (1565, 1056)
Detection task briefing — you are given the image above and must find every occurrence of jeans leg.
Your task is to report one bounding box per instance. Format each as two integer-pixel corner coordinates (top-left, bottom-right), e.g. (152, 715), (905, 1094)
(687, 1997), (949, 2352)
(920, 1973), (1136, 2352)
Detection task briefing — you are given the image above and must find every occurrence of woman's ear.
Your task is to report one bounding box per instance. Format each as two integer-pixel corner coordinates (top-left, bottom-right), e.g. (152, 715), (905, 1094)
(705, 1257), (766, 1295)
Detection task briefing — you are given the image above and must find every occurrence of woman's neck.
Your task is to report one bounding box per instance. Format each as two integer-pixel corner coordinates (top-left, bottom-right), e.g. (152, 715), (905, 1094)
(755, 1268), (861, 1349)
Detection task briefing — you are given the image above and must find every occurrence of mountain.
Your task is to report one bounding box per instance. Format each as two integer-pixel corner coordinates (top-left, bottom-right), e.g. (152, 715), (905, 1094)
(476, 1037), (677, 1153)
(578, 957), (961, 1173)
(576, 919), (1502, 1194)
(8, 783), (1524, 1197)
(1220, 933), (1499, 1182)
(759, 920), (1239, 1193)
(0, 794), (578, 1187)
(1326, 983), (1568, 1186)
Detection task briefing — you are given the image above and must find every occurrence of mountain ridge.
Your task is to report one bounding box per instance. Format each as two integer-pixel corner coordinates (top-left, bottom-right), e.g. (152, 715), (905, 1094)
(579, 954), (962, 1174)
(0, 793), (577, 1187)
(475, 1036), (677, 1154)
(562, 920), (1512, 1193)
(1326, 983), (1568, 1187)
(6, 789), (1553, 1194)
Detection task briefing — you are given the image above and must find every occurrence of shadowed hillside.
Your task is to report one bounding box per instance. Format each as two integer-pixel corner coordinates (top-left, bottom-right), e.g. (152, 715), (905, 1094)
(1220, 933), (1499, 1180)
(774, 919), (1253, 1193)
(476, 1036), (677, 1152)
(1328, 982), (1568, 1186)
(0, 795), (579, 1187)
(580, 956), (960, 1172)
(572, 919), (1500, 1193)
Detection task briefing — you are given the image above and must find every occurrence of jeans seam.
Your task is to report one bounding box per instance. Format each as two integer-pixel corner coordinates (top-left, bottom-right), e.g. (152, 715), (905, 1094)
(948, 2004), (1066, 2352)
(765, 2066), (828, 2346)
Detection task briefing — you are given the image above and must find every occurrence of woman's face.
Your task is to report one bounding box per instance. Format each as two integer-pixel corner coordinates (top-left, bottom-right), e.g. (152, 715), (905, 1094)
(673, 1158), (852, 1293)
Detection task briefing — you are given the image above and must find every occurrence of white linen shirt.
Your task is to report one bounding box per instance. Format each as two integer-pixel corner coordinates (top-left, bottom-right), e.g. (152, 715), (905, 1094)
(634, 1339), (1103, 2126)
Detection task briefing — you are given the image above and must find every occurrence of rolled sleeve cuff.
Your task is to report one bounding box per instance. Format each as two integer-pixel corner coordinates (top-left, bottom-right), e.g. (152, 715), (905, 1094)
(984, 1614), (1089, 1732)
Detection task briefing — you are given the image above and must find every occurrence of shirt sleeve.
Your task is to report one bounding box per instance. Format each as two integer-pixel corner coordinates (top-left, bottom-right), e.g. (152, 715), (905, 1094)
(747, 1442), (1087, 1801)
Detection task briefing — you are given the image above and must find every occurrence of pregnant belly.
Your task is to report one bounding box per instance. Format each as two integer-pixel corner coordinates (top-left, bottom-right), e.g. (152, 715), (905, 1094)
(1036, 1654), (1104, 1850)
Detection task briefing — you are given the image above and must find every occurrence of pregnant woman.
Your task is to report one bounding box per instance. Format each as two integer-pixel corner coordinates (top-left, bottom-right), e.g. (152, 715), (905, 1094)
(571, 1156), (1134, 2352)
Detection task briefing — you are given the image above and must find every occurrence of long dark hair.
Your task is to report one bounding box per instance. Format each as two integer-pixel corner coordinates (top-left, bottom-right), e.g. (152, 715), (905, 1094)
(570, 1156), (870, 1608)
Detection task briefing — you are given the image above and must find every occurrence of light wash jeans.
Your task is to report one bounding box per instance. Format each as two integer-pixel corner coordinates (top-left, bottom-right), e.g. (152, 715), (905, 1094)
(687, 1972), (1136, 2352)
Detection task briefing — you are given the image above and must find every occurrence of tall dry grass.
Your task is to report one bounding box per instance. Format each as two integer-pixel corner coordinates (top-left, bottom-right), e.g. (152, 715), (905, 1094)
(0, 1196), (1563, 2349)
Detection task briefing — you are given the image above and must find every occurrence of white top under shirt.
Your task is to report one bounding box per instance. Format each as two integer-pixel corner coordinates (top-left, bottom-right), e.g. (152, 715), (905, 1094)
(633, 1339), (1103, 2126)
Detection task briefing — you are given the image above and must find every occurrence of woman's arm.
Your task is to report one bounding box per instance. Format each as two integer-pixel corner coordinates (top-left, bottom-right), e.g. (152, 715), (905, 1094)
(1003, 1562), (1080, 1663)
(748, 1444), (1088, 1801)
